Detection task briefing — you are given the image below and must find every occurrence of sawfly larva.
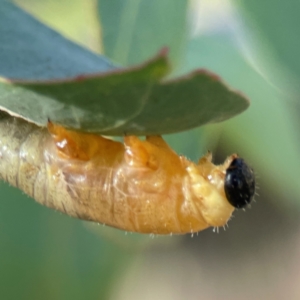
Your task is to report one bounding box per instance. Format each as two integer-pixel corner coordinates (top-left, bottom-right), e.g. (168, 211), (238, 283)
(0, 114), (255, 234)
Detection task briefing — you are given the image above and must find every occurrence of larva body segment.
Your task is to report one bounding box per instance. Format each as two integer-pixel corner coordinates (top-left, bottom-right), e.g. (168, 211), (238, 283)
(0, 115), (253, 235)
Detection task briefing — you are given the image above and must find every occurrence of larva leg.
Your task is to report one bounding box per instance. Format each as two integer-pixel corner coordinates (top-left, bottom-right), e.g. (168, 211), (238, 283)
(47, 122), (123, 162)
(124, 136), (158, 170)
(222, 154), (239, 171)
(47, 121), (93, 160)
(146, 135), (173, 151)
(198, 151), (212, 164)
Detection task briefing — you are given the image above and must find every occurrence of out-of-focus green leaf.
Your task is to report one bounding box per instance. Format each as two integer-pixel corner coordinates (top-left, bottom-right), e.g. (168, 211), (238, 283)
(98, 0), (188, 67)
(0, 180), (133, 300)
(0, 2), (249, 135)
(234, 0), (300, 81)
(0, 1), (116, 80)
(14, 0), (102, 53)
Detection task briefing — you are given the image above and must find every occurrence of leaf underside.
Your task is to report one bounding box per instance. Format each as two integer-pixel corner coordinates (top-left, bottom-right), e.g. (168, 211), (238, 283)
(0, 1), (249, 135)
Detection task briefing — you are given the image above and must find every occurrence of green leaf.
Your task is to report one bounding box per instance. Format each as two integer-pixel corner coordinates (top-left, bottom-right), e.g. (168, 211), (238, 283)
(14, 0), (102, 53)
(0, 1), (249, 135)
(0, 0), (116, 80)
(98, 0), (188, 66)
(234, 0), (300, 80)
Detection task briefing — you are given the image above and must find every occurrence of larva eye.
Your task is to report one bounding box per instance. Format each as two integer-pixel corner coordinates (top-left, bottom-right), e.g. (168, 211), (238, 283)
(224, 158), (255, 209)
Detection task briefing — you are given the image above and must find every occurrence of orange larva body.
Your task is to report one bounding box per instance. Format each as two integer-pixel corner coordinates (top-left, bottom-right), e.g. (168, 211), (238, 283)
(0, 115), (236, 234)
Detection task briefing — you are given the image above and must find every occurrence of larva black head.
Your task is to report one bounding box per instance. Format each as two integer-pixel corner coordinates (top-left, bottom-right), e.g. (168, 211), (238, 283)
(224, 158), (255, 209)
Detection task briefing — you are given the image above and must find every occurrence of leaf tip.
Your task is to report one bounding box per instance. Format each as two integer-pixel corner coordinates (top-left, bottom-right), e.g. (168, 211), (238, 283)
(193, 69), (221, 81)
(74, 75), (87, 82)
(158, 47), (169, 58)
(193, 69), (251, 107)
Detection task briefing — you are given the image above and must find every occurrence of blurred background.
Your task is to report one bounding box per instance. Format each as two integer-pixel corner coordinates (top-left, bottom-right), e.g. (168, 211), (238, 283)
(1, 0), (300, 299)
